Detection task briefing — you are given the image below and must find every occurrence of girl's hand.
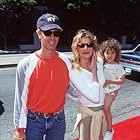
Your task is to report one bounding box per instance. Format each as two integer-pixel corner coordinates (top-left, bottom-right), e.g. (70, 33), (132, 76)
(111, 90), (119, 99)
(113, 90), (119, 97)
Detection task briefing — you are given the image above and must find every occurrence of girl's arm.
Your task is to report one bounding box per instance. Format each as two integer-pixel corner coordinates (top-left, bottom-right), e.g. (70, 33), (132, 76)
(104, 74), (125, 87)
(104, 64), (125, 87)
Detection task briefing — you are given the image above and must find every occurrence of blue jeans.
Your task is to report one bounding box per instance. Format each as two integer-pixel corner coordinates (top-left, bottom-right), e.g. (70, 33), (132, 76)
(26, 110), (66, 140)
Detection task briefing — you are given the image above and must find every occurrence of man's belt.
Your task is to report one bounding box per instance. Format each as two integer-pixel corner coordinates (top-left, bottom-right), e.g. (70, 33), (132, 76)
(29, 109), (63, 118)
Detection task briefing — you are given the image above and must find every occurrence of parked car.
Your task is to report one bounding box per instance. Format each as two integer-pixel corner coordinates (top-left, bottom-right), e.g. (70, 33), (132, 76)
(120, 44), (140, 74)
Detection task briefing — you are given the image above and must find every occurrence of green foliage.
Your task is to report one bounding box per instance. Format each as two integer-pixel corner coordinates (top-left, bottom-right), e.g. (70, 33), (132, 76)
(0, 0), (37, 50)
(64, 0), (92, 11)
(0, 0), (36, 20)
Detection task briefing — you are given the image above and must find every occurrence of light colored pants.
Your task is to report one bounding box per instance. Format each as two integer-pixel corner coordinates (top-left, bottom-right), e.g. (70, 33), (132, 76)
(76, 105), (106, 140)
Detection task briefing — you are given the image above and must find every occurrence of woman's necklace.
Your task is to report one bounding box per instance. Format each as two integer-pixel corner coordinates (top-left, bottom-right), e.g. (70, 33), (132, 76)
(81, 64), (92, 72)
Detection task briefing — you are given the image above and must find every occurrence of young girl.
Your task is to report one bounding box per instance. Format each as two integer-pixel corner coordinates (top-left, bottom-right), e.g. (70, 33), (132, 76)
(100, 38), (125, 140)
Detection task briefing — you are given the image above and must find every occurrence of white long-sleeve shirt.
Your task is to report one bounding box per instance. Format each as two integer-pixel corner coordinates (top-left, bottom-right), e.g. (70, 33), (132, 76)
(68, 57), (105, 107)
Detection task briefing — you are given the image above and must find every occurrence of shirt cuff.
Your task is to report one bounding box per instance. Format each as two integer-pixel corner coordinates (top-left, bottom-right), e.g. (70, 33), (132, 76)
(16, 128), (26, 132)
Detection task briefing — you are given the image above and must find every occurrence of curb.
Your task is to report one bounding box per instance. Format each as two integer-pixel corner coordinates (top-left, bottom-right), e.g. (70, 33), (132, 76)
(0, 64), (17, 68)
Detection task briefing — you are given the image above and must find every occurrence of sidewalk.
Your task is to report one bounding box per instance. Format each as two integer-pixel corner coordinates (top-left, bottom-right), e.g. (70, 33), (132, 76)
(1, 51), (140, 140)
(0, 51), (31, 68)
(0, 50), (72, 67)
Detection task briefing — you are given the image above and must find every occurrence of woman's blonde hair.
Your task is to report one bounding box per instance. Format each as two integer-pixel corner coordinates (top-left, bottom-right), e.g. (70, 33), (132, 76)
(71, 29), (97, 69)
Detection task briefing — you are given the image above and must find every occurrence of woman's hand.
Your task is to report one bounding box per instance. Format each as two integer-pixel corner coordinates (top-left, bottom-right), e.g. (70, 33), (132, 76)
(91, 50), (98, 81)
(91, 50), (97, 71)
(103, 80), (109, 88)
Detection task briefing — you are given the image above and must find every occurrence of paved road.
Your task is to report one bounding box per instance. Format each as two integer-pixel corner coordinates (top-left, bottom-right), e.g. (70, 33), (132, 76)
(0, 54), (140, 140)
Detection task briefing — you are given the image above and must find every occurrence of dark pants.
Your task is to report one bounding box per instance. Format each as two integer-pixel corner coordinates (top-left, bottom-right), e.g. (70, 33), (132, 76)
(26, 110), (66, 140)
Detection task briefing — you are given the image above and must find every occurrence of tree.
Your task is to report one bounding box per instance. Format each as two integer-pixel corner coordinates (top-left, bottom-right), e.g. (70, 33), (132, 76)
(64, 0), (92, 11)
(0, 0), (36, 50)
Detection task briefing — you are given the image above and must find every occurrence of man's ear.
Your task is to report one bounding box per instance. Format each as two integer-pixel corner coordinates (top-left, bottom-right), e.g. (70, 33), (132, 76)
(36, 29), (42, 40)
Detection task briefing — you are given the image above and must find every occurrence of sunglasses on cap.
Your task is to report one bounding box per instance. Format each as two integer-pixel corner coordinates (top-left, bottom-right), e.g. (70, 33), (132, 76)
(78, 43), (94, 48)
(41, 30), (61, 37)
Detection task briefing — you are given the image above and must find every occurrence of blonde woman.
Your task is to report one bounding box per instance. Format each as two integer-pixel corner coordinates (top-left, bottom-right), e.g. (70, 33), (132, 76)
(68, 29), (106, 140)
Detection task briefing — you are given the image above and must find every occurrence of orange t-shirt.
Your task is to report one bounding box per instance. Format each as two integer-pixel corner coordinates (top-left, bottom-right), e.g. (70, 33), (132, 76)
(27, 53), (69, 113)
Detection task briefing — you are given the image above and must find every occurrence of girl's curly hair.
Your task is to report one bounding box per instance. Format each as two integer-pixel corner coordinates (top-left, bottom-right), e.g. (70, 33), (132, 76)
(99, 38), (121, 64)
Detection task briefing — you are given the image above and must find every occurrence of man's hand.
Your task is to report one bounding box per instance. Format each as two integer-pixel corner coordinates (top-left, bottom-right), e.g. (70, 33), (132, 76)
(13, 129), (26, 140)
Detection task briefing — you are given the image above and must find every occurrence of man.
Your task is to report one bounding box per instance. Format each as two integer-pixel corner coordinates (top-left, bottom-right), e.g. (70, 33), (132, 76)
(13, 13), (70, 140)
